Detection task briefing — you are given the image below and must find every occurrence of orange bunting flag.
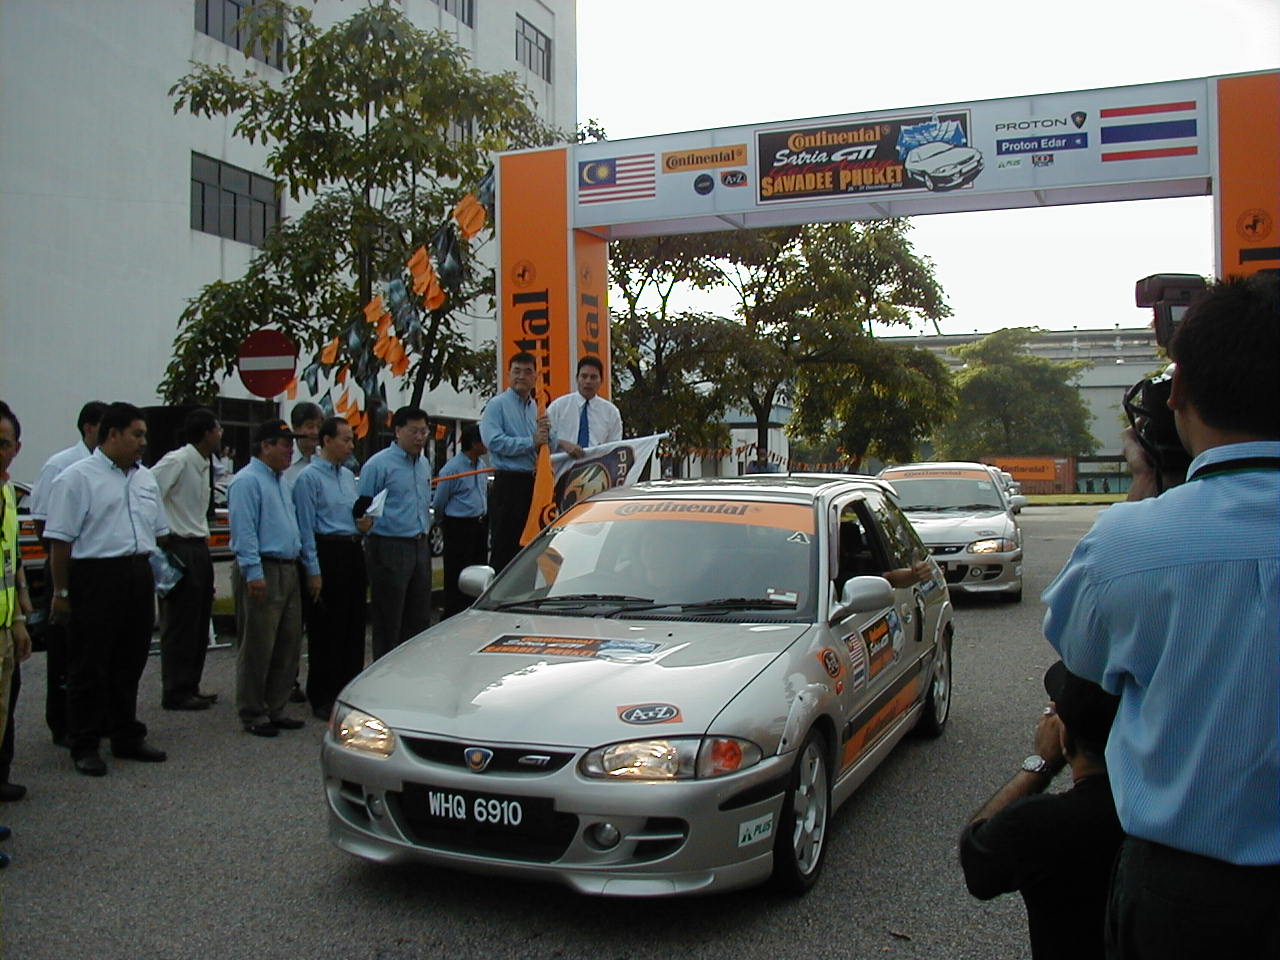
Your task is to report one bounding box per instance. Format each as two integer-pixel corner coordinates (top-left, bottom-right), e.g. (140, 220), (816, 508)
(336, 388), (350, 412)
(362, 295), (384, 326)
(353, 412), (370, 439)
(453, 193), (486, 239)
(424, 277), (446, 311)
(320, 337), (340, 365)
(336, 365), (348, 385)
(284, 377), (298, 400)
(373, 334), (390, 360)
(385, 338), (405, 366)
(407, 246), (434, 295)
(390, 351), (410, 377)
(347, 409), (363, 433)
(376, 313), (391, 338)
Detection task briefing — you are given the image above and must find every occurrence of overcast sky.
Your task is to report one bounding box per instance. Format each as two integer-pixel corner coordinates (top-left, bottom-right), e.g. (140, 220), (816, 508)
(575, 0), (1279, 335)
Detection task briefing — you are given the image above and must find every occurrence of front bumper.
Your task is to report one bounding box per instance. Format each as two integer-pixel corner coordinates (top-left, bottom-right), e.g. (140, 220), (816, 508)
(928, 545), (1021, 594)
(322, 728), (791, 897)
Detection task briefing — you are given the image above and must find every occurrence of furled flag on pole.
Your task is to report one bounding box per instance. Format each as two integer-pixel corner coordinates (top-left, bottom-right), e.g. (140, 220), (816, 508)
(520, 434), (666, 545)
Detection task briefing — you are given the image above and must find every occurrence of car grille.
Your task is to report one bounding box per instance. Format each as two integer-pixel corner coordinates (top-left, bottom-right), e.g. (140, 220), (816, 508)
(400, 736), (576, 774)
(930, 545), (963, 555)
(390, 783), (579, 862)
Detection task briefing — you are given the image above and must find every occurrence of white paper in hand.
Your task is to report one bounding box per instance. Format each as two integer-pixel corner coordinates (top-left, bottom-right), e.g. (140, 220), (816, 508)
(366, 488), (389, 518)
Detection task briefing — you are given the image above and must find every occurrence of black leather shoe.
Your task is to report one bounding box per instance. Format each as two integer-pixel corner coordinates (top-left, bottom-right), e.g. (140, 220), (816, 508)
(269, 716), (304, 730)
(0, 825), (11, 841)
(288, 683), (307, 704)
(52, 732), (70, 749)
(163, 696), (213, 711)
(74, 753), (108, 777)
(0, 782), (27, 802)
(195, 691), (219, 704)
(0, 850), (9, 868)
(243, 721), (279, 738)
(112, 741), (167, 763)
(311, 704), (333, 721)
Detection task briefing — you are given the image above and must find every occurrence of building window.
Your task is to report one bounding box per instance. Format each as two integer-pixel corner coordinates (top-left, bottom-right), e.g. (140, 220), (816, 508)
(432, 0), (475, 28)
(190, 153), (281, 247)
(195, 0), (285, 69)
(515, 15), (552, 83)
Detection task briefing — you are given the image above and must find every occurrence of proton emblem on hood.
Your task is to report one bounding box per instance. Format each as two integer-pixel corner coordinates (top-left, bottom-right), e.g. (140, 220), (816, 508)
(464, 747), (495, 772)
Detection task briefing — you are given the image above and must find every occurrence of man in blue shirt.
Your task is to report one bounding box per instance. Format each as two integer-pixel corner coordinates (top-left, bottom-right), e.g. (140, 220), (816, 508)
(1043, 274), (1280, 959)
(293, 416), (373, 718)
(228, 419), (305, 738)
(433, 424), (488, 619)
(479, 352), (550, 572)
(355, 406), (432, 660)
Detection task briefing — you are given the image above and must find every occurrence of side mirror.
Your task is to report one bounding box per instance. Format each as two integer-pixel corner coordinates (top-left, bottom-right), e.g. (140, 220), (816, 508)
(1009, 494), (1027, 514)
(458, 565), (495, 598)
(831, 575), (894, 623)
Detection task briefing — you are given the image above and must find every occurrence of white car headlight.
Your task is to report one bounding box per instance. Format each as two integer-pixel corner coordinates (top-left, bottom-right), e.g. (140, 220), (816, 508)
(580, 737), (763, 780)
(330, 703), (395, 758)
(969, 537), (1017, 554)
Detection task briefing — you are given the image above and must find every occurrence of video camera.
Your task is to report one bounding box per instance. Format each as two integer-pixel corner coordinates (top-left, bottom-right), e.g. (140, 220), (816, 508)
(1122, 274), (1207, 488)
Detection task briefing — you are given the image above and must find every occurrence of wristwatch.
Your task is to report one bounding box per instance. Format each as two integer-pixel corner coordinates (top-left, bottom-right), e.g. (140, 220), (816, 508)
(55, 588), (70, 599)
(1021, 754), (1052, 774)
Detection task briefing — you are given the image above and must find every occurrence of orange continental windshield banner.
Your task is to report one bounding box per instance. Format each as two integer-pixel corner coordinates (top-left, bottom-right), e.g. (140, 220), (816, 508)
(882, 467), (991, 481)
(1216, 73), (1279, 277)
(562, 498), (816, 534)
(499, 148), (572, 406)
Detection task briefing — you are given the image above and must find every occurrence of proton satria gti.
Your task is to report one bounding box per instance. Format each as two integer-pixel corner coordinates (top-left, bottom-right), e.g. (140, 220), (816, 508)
(322, 476), (954, 897)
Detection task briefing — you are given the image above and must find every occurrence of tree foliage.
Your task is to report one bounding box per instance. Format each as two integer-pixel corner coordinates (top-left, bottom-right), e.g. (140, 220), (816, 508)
(934, 327), (1098, 459)
(160, 1), (558, 409)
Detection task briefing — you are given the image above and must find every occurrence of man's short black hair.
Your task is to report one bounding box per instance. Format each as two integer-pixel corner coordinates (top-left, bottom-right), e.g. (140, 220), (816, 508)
(576, 355), (604, 377)
(510, 351), (536, 369)
(460, 424), (483, 450)
(290, 402), (324, 430)
(183, 408), (219, 445)
(1169, 273), (1280, 439)
(318, 416), (348, 442)
(99, 402), (145, 439)
(391, 405), (429, 429)
(0, 400), (20, 442)
(77, 401), (108, 434)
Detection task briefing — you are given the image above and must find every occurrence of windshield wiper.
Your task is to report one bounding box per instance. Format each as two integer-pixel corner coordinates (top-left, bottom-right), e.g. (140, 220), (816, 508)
(677, 596), (799, 612)
(490, 593), (654, 611)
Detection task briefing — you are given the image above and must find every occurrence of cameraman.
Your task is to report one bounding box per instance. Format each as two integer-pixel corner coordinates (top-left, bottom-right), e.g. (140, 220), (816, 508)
(1042, 273), (1279, 959)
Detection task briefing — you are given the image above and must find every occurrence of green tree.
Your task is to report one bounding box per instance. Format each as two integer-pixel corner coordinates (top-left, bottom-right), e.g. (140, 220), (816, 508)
(160, 1), (557, 413)
(935, 327), (1098, 459)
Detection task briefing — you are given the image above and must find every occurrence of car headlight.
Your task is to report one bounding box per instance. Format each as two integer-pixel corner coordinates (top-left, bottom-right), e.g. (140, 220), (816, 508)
(580, 737), (763, 780)
(968, 537), (1018, 554)
(330, 703), (395, 758)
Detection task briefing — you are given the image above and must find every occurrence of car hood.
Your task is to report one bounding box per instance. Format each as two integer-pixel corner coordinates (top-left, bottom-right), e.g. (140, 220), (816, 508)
(903, 509), (1013, 544)
(340, 611), (812, 747)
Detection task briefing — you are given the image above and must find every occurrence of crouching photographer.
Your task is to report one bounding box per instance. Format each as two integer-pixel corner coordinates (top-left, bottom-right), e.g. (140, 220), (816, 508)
(1042, 272), (1280, 959)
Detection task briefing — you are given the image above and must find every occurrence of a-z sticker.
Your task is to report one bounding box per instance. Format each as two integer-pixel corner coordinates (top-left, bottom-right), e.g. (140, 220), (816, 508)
(861, 615), (896, 679)
(618, 703), (682, 724)
(738, 813), (774, 847)
(818, 648), (843, 679)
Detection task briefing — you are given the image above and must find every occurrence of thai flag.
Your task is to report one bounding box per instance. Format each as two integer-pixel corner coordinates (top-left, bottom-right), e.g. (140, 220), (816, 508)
(1099, 100), (1199, 162)
(577, 154), (656, 204)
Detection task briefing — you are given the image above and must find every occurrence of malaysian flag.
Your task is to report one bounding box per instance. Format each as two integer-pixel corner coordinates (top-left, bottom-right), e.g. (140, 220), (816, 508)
(577, 154), (656, 204)
(1099, 100), (1199, 162)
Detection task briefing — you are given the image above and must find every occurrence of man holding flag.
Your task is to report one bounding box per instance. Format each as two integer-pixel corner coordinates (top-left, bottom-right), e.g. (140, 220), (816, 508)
(479, 352), (551, 572)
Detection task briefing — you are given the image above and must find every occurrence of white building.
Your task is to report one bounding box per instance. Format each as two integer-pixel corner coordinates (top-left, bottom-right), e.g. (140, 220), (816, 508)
(0, 0), (576, 479)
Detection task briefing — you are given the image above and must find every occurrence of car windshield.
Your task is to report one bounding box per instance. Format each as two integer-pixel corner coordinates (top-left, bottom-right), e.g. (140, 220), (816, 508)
(883, 476), (1005, 512)
(477, 497), (817, 621)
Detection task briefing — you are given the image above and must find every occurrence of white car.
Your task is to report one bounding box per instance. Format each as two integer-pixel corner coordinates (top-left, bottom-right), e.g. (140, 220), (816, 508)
(878, 462), (1025, 602)
(904, 141), (984, 191)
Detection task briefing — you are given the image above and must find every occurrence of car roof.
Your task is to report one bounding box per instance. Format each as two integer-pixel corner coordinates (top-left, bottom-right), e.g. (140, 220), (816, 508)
(589, 474), (895, 506)
(879, 461), (999, 476)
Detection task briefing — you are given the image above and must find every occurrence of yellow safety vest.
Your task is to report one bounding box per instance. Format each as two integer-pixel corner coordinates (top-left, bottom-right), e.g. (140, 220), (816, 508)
(0, 483), (17, 628)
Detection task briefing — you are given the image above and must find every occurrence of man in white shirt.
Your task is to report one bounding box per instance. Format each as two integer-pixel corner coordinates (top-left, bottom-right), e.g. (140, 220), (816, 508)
(28, 400), (106, 749)
(45, 403), (171, 777)
(546, 356), (622, 458)
(151, 408), (223, 712)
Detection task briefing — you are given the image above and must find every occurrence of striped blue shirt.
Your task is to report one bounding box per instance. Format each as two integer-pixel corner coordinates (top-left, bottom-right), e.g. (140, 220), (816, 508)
(480, 388), (554, 473)
(293, 457), (360, 577)
(357, 443), (431, 538)
(228, 457), (302, 581)
(432, 452), (488, 519)
(1043, 441), (1280, 865)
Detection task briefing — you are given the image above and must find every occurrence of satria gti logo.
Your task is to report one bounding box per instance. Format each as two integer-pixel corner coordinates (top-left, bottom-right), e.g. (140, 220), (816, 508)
(464, 747), (495, 772)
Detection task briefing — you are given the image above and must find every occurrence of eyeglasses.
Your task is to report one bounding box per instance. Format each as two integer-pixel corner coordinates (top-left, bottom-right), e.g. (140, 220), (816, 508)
(400, 426), (430, 436)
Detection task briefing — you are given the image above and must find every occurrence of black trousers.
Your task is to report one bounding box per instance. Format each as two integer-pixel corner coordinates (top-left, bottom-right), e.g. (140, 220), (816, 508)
(1107, 835), (1280, 959)
(67, 555), (154, 757)
(159, 538), (214, 705)
(304, 538), (367, 710)
(44, 611), (70, 743)
(488, 471), (533, 573)
(365, 535), (431, 661)
(0, 660), (18, 781)
(441, 514), (488, 618)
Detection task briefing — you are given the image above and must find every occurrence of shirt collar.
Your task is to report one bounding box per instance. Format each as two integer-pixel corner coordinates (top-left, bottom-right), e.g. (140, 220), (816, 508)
(1187, 440), (1280, 478)
(92, 447), (137, 475)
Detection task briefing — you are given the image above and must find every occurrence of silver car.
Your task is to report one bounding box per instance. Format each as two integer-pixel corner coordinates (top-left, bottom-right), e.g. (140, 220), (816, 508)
(322, 476), (954, 896)
(878, 462), (1025, 602)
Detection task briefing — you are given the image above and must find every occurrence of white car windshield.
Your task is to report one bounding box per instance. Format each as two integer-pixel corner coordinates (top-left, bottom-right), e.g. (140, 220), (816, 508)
(885, 476), (1005, 512)
(479, 498), (817, 620)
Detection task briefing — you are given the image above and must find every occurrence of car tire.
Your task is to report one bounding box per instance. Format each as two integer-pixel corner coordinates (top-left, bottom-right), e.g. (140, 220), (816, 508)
(771, 730), (831, 895)
(429, 523), (444, 558)
(916, 630), (952, 738)
(922, 173), (936, 191)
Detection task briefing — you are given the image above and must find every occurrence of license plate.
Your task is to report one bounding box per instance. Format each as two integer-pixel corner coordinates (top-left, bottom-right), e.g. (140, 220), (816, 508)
(418, 785), (552, 834)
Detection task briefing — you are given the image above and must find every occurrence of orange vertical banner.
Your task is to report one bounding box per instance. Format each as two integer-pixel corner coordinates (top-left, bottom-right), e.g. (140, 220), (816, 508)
(1215, 72), (1280, 278)
(573, 229), (610, 398)
(498, 148), (572, 410)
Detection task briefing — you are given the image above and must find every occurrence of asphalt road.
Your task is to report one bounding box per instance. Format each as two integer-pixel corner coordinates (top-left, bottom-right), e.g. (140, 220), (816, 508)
(0, 506), (1104, 960)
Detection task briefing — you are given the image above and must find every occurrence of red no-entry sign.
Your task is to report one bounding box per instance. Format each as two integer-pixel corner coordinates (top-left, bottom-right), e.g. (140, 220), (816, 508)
(237, 329), (298, 398)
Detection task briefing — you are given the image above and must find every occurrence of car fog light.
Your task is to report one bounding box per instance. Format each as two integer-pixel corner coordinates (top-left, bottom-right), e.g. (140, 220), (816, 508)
(969, 567), (984, 578)
(589, 822), (621, 849)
